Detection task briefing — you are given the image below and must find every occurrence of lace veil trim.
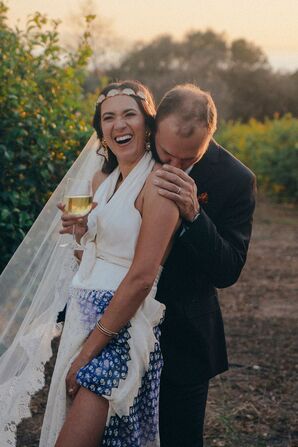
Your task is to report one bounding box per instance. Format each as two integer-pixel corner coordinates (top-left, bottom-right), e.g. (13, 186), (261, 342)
(0, 133), (103, 445)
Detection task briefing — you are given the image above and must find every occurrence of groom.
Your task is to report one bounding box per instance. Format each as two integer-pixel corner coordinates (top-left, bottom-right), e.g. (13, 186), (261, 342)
(153, 84), (256, 447)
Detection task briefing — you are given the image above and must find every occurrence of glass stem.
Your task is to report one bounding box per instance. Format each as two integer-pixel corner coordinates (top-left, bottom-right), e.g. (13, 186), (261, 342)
(72, 223), (76, 245)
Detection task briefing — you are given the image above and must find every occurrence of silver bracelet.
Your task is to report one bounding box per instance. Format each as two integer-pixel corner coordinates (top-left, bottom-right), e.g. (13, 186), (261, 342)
(96, 320), (118, 337)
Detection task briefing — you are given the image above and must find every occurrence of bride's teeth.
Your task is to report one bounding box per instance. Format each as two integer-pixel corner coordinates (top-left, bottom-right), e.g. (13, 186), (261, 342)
(115, 135), (132, 143)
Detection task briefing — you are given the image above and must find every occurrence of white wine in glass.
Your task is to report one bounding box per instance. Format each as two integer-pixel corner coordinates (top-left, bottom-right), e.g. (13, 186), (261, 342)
(64, 195), (93, 217)
(60, 178), (93, 249)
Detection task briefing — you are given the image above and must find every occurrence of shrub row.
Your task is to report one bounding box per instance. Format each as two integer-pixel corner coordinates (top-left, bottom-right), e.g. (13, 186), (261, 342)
(216, 115), (298, 203)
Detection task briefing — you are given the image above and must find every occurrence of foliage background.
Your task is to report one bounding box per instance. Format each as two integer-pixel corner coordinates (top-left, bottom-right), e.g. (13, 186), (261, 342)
(217, 115), (298, 203)
(0, 2), (95, 270)
(1, 1), (297, 272)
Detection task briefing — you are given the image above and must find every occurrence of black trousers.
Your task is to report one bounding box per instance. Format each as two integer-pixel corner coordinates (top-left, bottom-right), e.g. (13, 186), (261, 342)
(159, 373), (209, 447)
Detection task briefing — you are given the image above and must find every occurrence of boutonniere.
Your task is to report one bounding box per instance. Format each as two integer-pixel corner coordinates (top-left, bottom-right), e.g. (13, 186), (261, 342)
(198, 192), (208, 204)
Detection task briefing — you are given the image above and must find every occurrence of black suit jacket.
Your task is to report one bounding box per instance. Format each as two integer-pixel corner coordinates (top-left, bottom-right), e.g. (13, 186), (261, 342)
(156, 140), (256, 385)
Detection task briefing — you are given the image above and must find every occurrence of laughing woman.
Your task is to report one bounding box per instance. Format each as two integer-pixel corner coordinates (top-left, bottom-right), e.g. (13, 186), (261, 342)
(42, 80), (179, 446)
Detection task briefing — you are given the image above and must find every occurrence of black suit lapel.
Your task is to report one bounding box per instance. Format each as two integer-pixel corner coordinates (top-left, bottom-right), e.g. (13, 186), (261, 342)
(188, 139), (221, 218)
(189, 139), (220, 191)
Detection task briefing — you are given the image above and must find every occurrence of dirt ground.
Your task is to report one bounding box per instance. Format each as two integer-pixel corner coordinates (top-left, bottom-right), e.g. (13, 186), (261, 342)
(16, 199), (298, 447)
(205, 199), (298, 447)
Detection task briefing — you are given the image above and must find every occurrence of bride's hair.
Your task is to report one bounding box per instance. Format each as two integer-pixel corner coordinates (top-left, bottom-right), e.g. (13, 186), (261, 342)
(93, 80), (156, 174)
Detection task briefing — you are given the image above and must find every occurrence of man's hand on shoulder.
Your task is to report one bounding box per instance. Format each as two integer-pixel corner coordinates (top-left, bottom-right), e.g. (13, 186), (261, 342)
(153, 164), (200, 222)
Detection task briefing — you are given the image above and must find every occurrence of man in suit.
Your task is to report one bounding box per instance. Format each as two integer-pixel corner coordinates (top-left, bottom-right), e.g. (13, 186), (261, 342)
(153, 84), (256, 447)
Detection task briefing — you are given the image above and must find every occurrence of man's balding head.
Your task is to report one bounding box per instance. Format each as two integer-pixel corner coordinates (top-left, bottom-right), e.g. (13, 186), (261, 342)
(154, 84), (217, 170)
(156, 84), (217, 138)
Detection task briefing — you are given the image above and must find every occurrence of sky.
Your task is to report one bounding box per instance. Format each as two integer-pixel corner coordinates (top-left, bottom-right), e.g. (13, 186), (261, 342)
(6, 0), (298, 72)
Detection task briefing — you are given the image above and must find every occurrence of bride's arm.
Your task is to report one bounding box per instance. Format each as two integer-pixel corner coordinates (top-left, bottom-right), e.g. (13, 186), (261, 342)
(66, 173), (180, 394)
(85, 172), (179, 354)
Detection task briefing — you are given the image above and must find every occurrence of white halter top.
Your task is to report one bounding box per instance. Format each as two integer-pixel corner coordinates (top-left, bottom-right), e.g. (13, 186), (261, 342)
(72, 152), (156, 291)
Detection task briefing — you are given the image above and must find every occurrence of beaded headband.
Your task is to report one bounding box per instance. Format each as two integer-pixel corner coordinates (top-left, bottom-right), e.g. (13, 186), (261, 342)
(96, 88), (147, 105)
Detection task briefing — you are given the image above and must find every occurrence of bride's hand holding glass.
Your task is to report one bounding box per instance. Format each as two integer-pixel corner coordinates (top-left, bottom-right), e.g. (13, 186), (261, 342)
(58, 203), (89, 237)
(58, 178), (97, 249)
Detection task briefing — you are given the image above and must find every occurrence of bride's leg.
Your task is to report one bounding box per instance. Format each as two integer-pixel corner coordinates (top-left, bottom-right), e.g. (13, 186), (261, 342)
(54, 387), (109, 447)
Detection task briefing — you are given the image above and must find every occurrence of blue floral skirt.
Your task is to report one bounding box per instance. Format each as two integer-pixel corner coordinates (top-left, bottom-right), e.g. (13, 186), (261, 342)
(75, 289), (164, 446)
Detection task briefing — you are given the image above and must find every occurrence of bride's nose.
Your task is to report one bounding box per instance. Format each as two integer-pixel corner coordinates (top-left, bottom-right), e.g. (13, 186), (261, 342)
(114, 117), (127, 131)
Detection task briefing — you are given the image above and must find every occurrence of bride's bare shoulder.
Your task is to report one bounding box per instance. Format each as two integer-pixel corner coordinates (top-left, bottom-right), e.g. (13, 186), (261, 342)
(146, 162), (163, 187)
(140, 162), (162, 198)
(92, 170), (108, 194)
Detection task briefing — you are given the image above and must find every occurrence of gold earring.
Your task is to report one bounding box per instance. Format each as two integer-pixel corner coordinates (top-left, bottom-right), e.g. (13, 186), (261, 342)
(101, 139), (109, 160)
(145, 130), (151, 151)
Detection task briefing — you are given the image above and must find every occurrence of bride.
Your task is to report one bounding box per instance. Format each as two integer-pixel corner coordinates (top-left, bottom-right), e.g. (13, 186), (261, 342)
(0, 80), (180, 446)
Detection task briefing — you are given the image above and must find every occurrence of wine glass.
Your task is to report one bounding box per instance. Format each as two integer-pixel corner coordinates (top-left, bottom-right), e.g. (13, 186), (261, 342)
(60, 178), (93, 249)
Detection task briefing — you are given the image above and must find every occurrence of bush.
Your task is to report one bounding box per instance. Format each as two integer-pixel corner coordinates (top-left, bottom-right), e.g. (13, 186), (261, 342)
(216, 115), (298, 203)
(0, 2), (95, 271)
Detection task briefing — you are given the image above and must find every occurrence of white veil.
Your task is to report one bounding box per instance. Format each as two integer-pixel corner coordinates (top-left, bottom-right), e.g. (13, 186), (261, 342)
(0, 132), (103, 443)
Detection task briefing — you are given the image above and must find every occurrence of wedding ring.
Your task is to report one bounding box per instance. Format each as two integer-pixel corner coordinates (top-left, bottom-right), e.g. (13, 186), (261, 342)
(176, 187), (181, 195)
(68, 388), (74, 393)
